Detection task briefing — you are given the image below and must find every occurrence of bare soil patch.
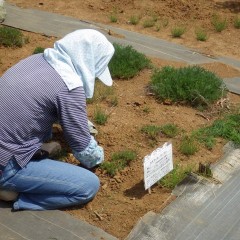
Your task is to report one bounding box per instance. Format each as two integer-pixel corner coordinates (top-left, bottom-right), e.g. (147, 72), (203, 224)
(2, 1), (240, 239)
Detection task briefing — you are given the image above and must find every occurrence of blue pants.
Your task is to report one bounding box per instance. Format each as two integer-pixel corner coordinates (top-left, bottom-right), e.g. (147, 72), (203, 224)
(0, 158), (100, 210)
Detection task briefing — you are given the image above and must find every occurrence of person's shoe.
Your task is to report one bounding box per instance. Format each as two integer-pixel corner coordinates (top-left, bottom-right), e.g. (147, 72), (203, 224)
(0, 190), (18, 201)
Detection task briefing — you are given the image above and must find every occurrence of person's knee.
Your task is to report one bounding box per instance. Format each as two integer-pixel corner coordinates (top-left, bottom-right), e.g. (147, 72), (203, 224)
(74, 173), (100, 204)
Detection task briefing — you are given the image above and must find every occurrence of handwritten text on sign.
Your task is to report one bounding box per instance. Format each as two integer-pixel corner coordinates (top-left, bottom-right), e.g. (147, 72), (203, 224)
(143, 142), (173, 190)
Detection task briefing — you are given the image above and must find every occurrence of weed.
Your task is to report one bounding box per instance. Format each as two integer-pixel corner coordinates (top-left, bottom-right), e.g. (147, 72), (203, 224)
(161, 123), (179, 138)
(93, 107), (108, 125)
(87, 80), (115, 104)
(109, 14), (118, 23)
(179, 136), (198, 156)
(171, 25), (186, 38)
(211, 14), (227, 32)
(109, 96), (118, 107)
(0, 26), (25, 47)
(194, 114), (240, 147)
(143, 18), (155, 28)
(129, 15), (140, 25)
(150, 65), (227, 108)
(100, 150), (137, 176)
(234, 15), (240, 29)
(155, 23), (161, 32)
(159, 164), (192, 189)
(195, 28), (208, 41)
(143, 106), (151, 113)
(198, 162), (212, 177)
(109, 43), (151, 79)
(33, 46), (45, 54)
(161, 18), (169, 28)
(141, 125), (161, 140)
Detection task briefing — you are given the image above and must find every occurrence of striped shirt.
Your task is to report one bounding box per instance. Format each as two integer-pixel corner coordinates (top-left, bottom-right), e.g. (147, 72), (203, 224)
(0, 53), (91, 168)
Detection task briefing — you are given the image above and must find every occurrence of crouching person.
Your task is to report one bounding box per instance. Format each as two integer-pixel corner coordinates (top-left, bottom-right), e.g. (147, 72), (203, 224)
(0, 29), (114, 211)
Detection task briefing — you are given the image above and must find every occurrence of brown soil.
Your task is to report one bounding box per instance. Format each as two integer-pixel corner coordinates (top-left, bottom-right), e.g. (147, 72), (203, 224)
(2, 1), (240, 239)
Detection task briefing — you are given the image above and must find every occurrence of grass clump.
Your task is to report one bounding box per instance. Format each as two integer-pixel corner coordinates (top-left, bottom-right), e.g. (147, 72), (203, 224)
(141, 125), (161, 140)
(194, 114), (240, 148)
(93, 107), (109, 125)
(211, 14), (227, 32)
(161, 123), (179, 138)
(195, 28), (208, 41)
(33, 47), (45, 54)
(0, 26), (25, 47)
(87, 80), (115, 104)
(129, 15), (140, 25)
(234, 15), (240, 29)
(143, 18), (155, 28)
(150, 65), (227, 107)
(179, 136), (199, 156)
(159, 164), (192, 189)
(109, 43), (151, 79)
(100, 150), (137, 176)
(171, 25), (186, 38)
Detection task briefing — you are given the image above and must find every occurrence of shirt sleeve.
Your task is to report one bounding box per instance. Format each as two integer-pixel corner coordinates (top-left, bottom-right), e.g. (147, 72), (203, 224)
(56, 86), (104, 168)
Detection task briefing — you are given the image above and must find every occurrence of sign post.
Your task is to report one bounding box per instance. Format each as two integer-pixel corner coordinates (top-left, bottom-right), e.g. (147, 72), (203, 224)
(143, 142), (173, 191)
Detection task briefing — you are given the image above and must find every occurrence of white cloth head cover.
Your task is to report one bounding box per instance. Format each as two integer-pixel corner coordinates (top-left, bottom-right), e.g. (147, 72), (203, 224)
(43, 29), (115, 98)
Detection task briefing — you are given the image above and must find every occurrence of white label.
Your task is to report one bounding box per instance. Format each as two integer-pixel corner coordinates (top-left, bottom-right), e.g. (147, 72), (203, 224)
(143, 142), (173, 190)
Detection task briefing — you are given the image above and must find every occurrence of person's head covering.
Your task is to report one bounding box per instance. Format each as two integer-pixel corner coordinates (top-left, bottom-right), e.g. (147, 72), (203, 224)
(43, 29), (115, 98)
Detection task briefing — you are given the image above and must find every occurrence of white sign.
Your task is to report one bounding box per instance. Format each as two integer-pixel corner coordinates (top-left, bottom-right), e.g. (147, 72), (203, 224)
(143, 142), (173, 190)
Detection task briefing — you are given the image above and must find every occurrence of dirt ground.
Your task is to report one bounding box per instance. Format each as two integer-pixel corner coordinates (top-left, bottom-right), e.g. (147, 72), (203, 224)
(1, 0), (240, 239)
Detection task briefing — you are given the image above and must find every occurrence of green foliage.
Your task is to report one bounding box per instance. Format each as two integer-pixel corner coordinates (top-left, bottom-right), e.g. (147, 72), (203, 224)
(211, 14), (227, 32)
(33, 46), (45, 54)
(129, 15), (140, 25)
(150, 65), (227, 107)
(87, 80), (115, 104)
(195, 28), (208, 41)
(93, 107), (108, 125)
(171, 25), (186, 38)
(109, 43), (151, 79)
(161, 123), (179, 138)
(109, 14), (118, 23)
(141, 125), (161, 140)
(179, 136), (198, 156)
(0, 26), (25, 47)
(234, 15), (240, 29)
(100, 150), (137, 176)
(194, 114), (240, 148)
(161, 18), (169, 28)
(159, 164), (192, 189)
(143, 18), (155, 28)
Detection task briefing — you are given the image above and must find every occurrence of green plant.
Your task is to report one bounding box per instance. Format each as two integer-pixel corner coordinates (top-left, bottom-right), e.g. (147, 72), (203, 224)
(158, 164), (192, 189)
(0, 26), (25, 47)
(33, 46), (45, 54)
(194, 114), (240, 148)
(198, 162), (212, 177)
(93, 107), (108, 125)
(161, 18), (169, 28)
(234, 15), (240, 29)
(109, 14), (118, 23)
(171, 25), (186, 38)
(109, 43), (151, 79)
(141, 125), (161, 140)
(211, 14), (227, 32)
(161, 123), (179, 138)
(143, 106), (151, 113)
(109, 96), (118, 107)
(87, 80), (115, 104)
(150, 65), (227, 107)
(143, 18), (155, 28)
(179, 136), (198, 156)
(129, 15), (140, 25)
(195, 28), (208, 41)
(100, 150), (137, 176)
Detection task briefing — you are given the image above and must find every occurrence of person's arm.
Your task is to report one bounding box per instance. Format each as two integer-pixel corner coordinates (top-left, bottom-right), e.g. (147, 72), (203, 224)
(56, 86), (104, 168)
